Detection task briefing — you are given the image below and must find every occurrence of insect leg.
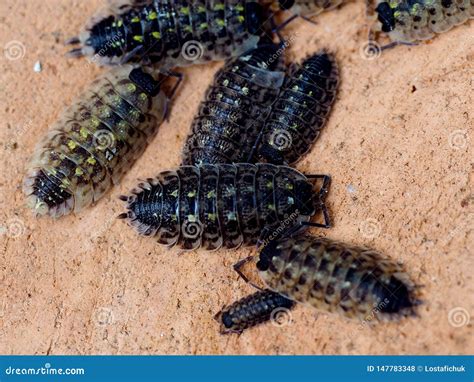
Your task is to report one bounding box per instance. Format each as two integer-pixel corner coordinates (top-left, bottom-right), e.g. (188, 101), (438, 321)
(232, 256), (264, 291)
(381, 41), (418, 51)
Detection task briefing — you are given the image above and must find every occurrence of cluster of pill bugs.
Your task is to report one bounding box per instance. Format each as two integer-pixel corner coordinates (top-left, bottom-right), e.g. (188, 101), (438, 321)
(23, 0), (471, 334)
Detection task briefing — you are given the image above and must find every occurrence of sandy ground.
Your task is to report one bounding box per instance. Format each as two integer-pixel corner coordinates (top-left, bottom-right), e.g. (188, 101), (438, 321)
(0, 0), (473, 355)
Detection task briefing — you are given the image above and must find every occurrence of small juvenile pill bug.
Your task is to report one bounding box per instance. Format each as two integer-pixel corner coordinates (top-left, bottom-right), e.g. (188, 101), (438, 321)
(255, 50), (339, 165)
(181, 43), (286, 166)
(251, 235), (421, 321)
(372, 0), (473, 46)
(23, 65), (176, 218)
(119, 164), (331, 251)
(215, 289), (295, 334)
(66, 0), (273, 68)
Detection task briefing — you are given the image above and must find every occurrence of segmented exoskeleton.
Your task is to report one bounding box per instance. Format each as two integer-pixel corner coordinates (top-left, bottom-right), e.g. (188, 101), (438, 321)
(181, 44), (286, 165)
(374, 0), (473, 44)
(119, 164), (331, 250)
(23, 65), (173, 218)
(66, 0), (273, 68)
(252, 235), (421, 320)
(215, 289), (295, 334)
(255, 51), (339, 165)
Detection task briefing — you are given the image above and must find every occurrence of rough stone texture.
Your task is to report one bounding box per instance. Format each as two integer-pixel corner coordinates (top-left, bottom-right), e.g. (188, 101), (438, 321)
(0, 0), (472, 355)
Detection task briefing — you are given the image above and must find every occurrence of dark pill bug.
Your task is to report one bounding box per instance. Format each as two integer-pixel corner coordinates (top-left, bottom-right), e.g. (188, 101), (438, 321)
(255, 235), (421, 321)
(181, 43), (286, 165)
(119, 163), (331, 250)
(255, 51), (339, 165)
(66, 0), (273, 68)
(23, 65), (174, 218)
(215, 289), (295, 334)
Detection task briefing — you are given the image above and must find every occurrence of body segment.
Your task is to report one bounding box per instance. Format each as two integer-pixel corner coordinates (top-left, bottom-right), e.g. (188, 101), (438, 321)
(23, 66), (172, 218)
(120, 164), (330, 250)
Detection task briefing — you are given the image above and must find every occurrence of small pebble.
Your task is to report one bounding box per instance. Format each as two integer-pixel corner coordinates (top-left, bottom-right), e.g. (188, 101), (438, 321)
(347, 184), (356, 194)
(33, 61), (42, 73)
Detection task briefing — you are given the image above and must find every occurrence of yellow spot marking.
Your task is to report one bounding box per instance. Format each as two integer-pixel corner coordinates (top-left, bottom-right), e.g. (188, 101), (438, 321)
(292, 85), (299, 91)
(117, 20), (123, 27)
(180, 6), (190, 15)
(286, 183), (293, 190)
(183, 25), (193, 33)
(79, 127), (89, 138)
(171, 190), (179, 198)
(90, 117), (100, 128)
(216, 19), (225, 27)
(131, 16), (140, 22)
(139, 93), (148, 101)
(67, 140), (77, 150)
(207, 213), (217, 221)
(197, 5), (206, 12)
(187, 191), (196, 198)
(207, 190), (216, 198)
(148, 11), (158, 20)
(133, 35), (144, 43)
(223, 79), (229, 86)
(86, 156), (96, 165)
(268, 204), (276, 211)
(235, 4), (244, 11)
(199, 22), (209, 30)
(75, 167), (84, 176)
(152, 31), (161, 39)
(187, 214), (197, 222)
(237, 15), (245, 23)
(266, 181), (273, 188)
(214, 3), (225, 10)
(127, 83), (137, 93)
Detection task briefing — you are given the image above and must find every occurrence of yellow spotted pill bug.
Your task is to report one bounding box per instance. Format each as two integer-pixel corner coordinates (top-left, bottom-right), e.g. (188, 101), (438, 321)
(181, 43), (286, 165)
(119, 164), (331, 250)
(374, 0), (473, 44)
(255, 51), (339, 165)
(252, 235), (421, 321)
(66, 0), (273, 68)
(23, 65), (174, 218)
(215, 289), (295, 334)
(275, 0), (347, 17)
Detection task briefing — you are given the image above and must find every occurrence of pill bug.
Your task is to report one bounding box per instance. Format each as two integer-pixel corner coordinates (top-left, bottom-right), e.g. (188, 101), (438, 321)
(215, 289), (295, 334)
(254, 235), (421, 320)
(23, 65), (173, 218)
(66, 0), (273, 68)
(181, 43), (286, 166)
(119, 164), (331, 250)
(255, 50), (339, 165)
(374, 0), (473, 44)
